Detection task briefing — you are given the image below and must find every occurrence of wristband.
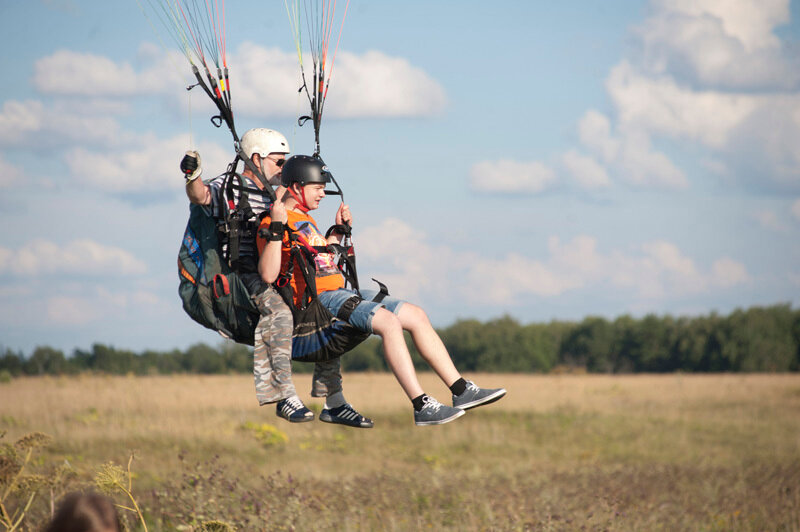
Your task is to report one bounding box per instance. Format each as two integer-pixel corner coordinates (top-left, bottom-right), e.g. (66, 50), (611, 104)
(258, 222), (284, 242)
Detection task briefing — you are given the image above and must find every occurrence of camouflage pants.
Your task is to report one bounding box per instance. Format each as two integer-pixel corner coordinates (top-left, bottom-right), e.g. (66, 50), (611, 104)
(252, 287), (295, 405)
(252, 287), (343, 404)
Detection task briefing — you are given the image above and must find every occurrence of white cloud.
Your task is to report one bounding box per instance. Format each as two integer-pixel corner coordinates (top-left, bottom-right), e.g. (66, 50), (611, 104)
(752, 209), (788, 232)
(562, 150), (611, 189)
(711, 257), (751, 287)
(34, 50), (139, 96)
(578, 111), (620, 162)
(326, 50), (447, 117)
(657, 0), (789, 50)
(0, 99), (125, 148)
(357, 218), (749, 308)
(33, 43), (446, 120)
(64, 134), (231, 193)
(576, 109), (688, 189)
(0, 239), (147, 277)
(541, 2), (800, 195)
(466, 254), (583, 304)
(0, 154), (23, 188)
(639, 0), (798, 89)
(469, 159), (556, 194)
(792, 198), (800, 221)
(606, 61), (758, 148)
(232, 44), (446, 119)
(617, 129), (688, 188)
(46, 295), (104, 325)
(0, 100), (45, 145)
(45, 286), (162, 326)
(33, 46), (182, 97)
(599, 59), (800, 191)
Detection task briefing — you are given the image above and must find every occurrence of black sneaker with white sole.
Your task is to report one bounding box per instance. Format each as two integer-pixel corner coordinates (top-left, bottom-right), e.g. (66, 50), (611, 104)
(414, 395), (465, 426)
(452, 381), (506, 410)
(319, 403), (374, 428)
(276, 397), (315, 423)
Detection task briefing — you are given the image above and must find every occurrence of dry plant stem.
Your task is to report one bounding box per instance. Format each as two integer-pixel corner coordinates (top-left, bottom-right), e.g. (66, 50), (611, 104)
(0, 447), (34, 530)
(9, 492), (36, 532)
(123, 455), (147, 532)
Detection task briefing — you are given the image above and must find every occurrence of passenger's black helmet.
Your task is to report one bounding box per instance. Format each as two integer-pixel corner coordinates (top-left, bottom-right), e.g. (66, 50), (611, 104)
(280, 155), (332, 187)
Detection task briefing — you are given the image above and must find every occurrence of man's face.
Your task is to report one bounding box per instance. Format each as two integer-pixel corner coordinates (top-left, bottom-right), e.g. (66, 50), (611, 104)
(301, 184), (326, 210)
(258, 153), (287, 185)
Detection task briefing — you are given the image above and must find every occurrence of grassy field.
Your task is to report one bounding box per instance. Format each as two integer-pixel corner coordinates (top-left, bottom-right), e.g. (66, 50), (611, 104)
(1, 373), (799, 531)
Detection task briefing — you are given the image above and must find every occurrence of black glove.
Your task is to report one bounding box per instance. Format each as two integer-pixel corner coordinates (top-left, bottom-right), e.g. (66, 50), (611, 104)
(180, 150), (202, 182)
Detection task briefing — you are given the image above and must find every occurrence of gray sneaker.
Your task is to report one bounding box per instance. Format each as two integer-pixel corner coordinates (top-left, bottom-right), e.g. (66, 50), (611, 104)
(453, 381), (506, 410)
(414, 395), (466, 426)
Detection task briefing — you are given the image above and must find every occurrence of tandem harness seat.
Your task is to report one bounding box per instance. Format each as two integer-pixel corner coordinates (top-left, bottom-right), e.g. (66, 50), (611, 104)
(178, 156), (270, 346)
(178, 154), (387, 362)
(268, 219), (390, 362)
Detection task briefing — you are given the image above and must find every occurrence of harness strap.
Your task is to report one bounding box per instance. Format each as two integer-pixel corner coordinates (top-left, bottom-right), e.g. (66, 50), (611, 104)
(235, 148), (276, 202)
(212, 273), (231, 299)
(370, 278), (389, 303)
(336, 295), (363, 321)
(227, 182), (277, 199)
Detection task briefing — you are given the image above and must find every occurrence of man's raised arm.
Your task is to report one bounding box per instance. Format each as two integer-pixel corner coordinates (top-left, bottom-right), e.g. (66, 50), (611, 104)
(181, 151), (212, 205)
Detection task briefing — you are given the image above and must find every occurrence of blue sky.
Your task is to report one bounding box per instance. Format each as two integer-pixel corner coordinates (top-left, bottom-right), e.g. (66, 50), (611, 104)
(1, 0), (799, 355)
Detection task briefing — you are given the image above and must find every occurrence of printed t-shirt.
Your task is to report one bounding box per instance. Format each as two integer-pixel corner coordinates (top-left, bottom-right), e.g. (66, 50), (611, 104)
(258, 209), (345, 306)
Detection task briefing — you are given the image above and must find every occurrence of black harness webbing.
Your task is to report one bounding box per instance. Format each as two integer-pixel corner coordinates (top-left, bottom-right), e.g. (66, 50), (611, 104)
(215, 156), (276, 273)
(278, 224), (390, 319)
(336, 295), (362, 321)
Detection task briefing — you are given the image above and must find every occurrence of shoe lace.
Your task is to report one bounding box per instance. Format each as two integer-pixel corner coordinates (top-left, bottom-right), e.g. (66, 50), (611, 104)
(284, 396), (305, 412)
(465, 381), (479, 393)
(421, 395), (442, 413)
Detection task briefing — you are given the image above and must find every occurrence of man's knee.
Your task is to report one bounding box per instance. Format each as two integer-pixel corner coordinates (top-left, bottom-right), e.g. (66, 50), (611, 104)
(371, 308), (402, 335)
(398, 303), (430, 330)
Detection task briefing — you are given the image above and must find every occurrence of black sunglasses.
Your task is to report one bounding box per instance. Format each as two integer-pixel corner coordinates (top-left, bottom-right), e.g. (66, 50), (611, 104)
(265, 155), (285, 167)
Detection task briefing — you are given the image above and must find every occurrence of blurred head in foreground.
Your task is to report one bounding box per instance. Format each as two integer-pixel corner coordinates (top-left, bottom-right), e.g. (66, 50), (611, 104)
(44, 492), (121, 532)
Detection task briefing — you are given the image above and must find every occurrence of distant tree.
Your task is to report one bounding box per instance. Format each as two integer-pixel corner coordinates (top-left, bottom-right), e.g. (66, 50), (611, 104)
(90, 344), (138, 375)
(0, 348), (24, 376)
(183, 343), (225, 374)
(340, 338), (385, 372)
(220, 343), (252, 373)
(24, 346), (66, 376)
(610, 315), (637, 373)
(671, 316), (712, 371)
(439, 318), (485, 372)
(792, 309), (800, 371)
(519, 322), (561, 372)
(721, 305), (796, 371)
(472, 316), (539, 372)
(5, 304), (800, 376)
(561, 317), (614, 372)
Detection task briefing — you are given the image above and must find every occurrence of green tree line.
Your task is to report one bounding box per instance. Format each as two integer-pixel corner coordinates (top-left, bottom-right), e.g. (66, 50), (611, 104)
(2, 304), (798, 378)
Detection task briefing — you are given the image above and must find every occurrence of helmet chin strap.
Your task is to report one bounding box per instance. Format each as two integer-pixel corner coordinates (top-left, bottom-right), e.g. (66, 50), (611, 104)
(287, 184), (311, 213)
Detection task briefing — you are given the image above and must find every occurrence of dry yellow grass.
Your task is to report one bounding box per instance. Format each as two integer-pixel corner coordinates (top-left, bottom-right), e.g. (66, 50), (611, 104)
(2, 373), (799, 530)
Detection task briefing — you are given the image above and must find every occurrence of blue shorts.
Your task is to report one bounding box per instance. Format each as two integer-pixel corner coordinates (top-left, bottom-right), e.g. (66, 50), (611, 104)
(317, 288), (405, 334)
